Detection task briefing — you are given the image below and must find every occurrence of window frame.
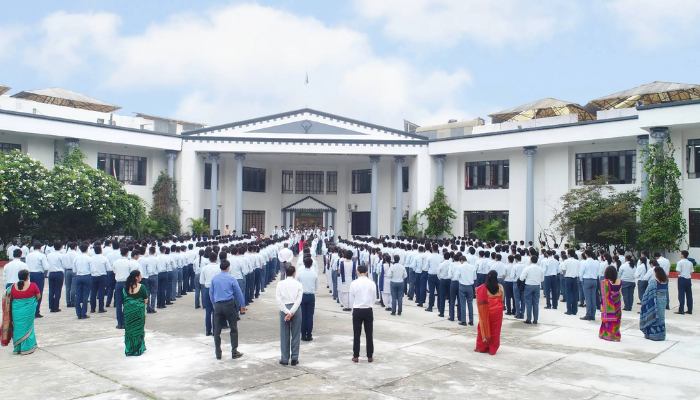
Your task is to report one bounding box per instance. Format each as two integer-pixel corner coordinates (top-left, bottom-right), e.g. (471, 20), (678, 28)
(326, 171), (337, 194)
(352, 169), (372, 194)
(295, 171), (324, 194)
(282, 170), (294, 193)
(575, 150), (636, 185)
(464, 160), (509, 190)
(0, 142), (21, 153)
(242, 167), (266, 193)
(97, 152), (147, 186)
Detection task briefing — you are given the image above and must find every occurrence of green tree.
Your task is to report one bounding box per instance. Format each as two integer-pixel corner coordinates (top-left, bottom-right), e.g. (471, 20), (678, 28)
(0, 150), (52, 243)
(150, 171), (181, 234)
(552, 180), (640, 250)
(401, 212), (423, 238)
(422, 186), (456, 238)
(44, 149), (145, 238)
(471, 218), (508, 242)
(188, 217), (210, 236)
(639, 138), (686, 252)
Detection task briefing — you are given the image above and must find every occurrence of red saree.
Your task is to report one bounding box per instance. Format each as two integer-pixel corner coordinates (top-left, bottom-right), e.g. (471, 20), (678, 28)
(475, 284), (504, 355)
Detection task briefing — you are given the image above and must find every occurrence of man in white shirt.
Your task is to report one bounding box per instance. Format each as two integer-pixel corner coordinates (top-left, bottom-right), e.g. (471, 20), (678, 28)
(46, 241), (66, 313)
(200, 253), (221, 336)
(543, 251), (560, 310)
(562, 250), (581, 316)
(676, 250), (693, 315)
(112, 247), (132, 329)
(520, 255), (544, 325)
(276, 264), (303, 366)
(3, 249), (26, 289)
(297, 257), (318, 341)
(278, 243), (293, 280)
(26, 242), (50, 317)
(349, 263), (376, 363)
(456, 256), (477, 326)
(73, 243), (93, 319)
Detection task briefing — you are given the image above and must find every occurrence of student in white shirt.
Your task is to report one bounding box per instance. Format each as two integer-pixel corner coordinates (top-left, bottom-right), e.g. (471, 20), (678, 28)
(457, 255), (477, 326)
(618, 255), (636, 311)
(26, 242), (49, 318)
(349, 263), (376, 363)
(297, 257), (318, 341)
(89, 244), (110, 314)
(503, 255), (516, 315)
(635, 256), (649, 305)
(675, 250), (693, 315)
(46, 241), (66, 313)
(437, 252), (452, 317)
(112, 247), (132, 329)
(520, 255), (544, 325)
(276, 264), (303, 366)
(3, 249), (26, 289)
(388, 254), (408, 316)
(200, 252), (221, 336)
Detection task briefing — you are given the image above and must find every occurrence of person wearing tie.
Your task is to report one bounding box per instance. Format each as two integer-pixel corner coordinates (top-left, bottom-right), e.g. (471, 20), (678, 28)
(276, 265), (303, 366)
(350, 263), (376, 363)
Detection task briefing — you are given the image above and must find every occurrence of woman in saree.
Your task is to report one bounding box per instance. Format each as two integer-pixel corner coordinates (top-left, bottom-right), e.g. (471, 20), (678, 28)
(639, 265), (668, 341)
(3, 269), (41, 355)
(475, 270), (504, 355)
(123, 270), (149, 356)
(599, 266), (622, 342)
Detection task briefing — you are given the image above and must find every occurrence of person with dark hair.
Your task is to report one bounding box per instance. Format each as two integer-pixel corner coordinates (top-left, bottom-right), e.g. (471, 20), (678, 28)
(520, 255), (544, 324)
(276, 265), (303, 365)
(635, 256), (649, 305)
(599, 266), (622, 342)
(209, 260), (245, 360)
(3, 249), (26, 290)
(675, 250), (693, 315)
(640, 264), (669, 341)
(3, 269), (41, 354)
(73, 243), (92, 319)
(349, 263), (375, 363)
(580, 250), (599, 321)
(89, 245), (110, 314)
(123, 270), (149, 356)
(297, 257), (318, 341)
(619, 255), (636, 311)
(200, 252), (221, 336)
(389, 254), (407, 316)
(25, 242), (49, 318)
(112, 247), (132, 329)
(475, 270), (504, 355)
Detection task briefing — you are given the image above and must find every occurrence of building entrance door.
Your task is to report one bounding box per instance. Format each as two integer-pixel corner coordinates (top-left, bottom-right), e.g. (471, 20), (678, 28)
(294, 211), (323, 229)
(351, 211), (371, 235)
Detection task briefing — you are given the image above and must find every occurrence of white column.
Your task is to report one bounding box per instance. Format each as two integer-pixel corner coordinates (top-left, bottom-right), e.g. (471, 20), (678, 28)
(235, 153), (245, 234)
(209, 153), (220, 235)
(523, 146), (537, 243)
(435, 155), (446, 187)
(394, 156), (405, 235)
(166, 150), (177, 179)
(370, 155), (380, 237)
(637, 134), (649, 200)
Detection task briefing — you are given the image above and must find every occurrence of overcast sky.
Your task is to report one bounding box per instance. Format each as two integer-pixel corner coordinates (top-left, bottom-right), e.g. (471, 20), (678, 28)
(2, 0), (699, 128)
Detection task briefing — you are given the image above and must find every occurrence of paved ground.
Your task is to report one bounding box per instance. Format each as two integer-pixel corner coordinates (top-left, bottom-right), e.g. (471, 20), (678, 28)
(2, 260), (699, 400)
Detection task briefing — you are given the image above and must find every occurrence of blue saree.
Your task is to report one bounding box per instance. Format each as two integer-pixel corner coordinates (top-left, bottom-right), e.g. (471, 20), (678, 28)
(639, 279), (667, 341)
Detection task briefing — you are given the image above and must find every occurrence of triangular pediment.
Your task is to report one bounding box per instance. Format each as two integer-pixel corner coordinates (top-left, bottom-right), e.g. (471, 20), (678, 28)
(183, 108), (427, 142)
(250, 119), (364, 135)
(282, 196), (336, 212)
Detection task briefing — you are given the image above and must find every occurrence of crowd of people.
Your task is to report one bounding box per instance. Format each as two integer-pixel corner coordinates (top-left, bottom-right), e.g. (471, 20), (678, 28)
(1, 227), (693, 362)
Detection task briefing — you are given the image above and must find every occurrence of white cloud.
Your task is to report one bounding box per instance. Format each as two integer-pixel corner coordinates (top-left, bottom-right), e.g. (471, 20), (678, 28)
(0, 26), (26, 62)
(607, 0), (700, 47)
(354, 0), (578, 47)
(20, 4), (473, 127)
(23, 11), (120, 80)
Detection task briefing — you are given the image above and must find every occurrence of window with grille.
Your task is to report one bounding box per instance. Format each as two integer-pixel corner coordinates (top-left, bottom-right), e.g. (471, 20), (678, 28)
(575, 150), (636, 185)
(282, 170), (294, 193)
(243, 167), (266, 192)
(243, 210), (265, 234)
(203, 163), (220, 190)
(97, 153), (147, 185)
(203, 209), (211, 226)
(686, 139), (700, 179)
(352, 169), (372, 193)
(0, 142), (21, 153)
(464, 160), (509, 189)
(326, 171), (337, 194)
(295, 171), (324, 194)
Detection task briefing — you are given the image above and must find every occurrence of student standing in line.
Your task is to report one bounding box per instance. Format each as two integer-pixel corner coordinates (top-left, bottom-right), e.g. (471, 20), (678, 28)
(520, 255), (544, 325)
(46, 241), (66, 313)
(209, 259), (245, 360)
(675, 250), (694, 315)
(350, 264), (376, 363)
(25, 242), (49, 318)
(389, 254), (407, 316)
(297, 257), (318, 341)
(618, 255), (636, 311)
(112, 248), (131, 330)
(276, 265), (303, 366)
(89, 245), (110, 314)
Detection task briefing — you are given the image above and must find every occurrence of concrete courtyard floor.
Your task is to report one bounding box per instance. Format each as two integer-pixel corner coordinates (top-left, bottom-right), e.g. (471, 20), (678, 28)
(2, 262), (699, 400)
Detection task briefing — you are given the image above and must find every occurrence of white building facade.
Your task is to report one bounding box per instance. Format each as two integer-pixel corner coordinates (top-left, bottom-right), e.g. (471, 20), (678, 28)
(2, 85), (700, 258)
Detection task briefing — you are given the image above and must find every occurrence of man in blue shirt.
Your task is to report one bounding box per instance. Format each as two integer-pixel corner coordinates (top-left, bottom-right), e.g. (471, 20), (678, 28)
(209, 259), (246, 360)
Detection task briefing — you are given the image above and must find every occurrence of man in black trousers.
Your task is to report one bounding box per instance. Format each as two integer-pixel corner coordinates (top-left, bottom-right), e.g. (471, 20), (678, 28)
(209, 259), (246, 360)
(349, 264), (376, 363)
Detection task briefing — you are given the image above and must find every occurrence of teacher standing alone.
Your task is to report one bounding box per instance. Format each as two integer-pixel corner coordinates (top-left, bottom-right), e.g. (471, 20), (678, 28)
(349, 264), (376, 363)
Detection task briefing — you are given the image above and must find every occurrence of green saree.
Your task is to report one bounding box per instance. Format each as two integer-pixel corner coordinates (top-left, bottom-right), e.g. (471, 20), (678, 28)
(123, 285), (149, 356)
(8, 287), (38, 355)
